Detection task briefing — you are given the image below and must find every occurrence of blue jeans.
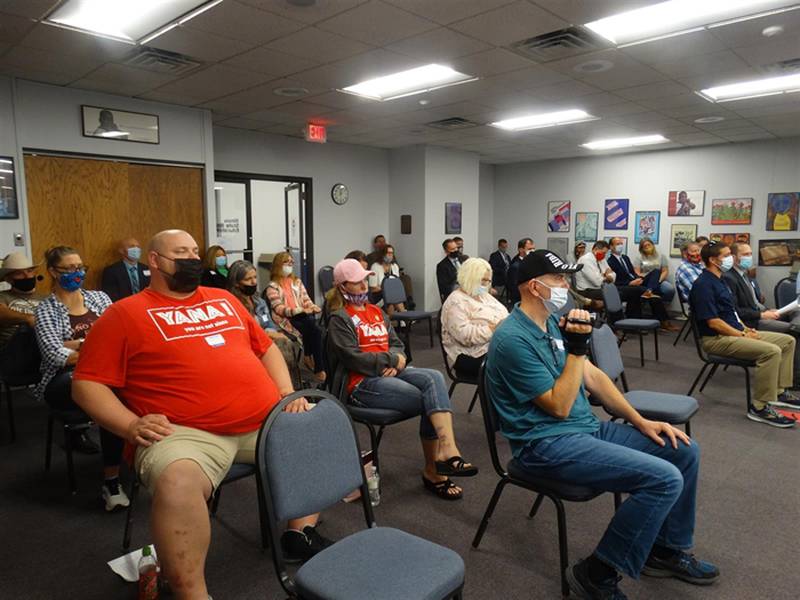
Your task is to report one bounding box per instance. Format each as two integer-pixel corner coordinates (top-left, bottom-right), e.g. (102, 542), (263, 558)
(642, 271), (676, 304)
(351, 367), (452, 439)
(518, 421), (699, 578)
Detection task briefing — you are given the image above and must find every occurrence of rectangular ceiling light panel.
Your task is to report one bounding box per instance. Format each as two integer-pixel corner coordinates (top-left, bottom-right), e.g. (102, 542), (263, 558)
(489, 109), (598, 131)
(45, 0), (223, 44)
(699, 73), (800, 102)
(581, 134), (669, 150)
(340, 64), (477, 101)
(585, 0), (799, 47)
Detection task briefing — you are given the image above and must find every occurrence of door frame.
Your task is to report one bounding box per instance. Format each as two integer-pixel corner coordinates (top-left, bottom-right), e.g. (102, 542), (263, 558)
(214, 170), (315, 298)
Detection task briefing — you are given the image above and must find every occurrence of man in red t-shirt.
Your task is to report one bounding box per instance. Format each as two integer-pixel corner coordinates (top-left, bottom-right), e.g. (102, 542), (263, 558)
(73, 230), (328, 600)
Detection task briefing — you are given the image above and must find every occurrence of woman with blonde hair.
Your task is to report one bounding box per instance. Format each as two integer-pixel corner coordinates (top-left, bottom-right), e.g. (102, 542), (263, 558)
(440, 257), (508, 378)
(265, 251), (325, 381)
(634, 237), (675, 303)
(201, 244), (228, 289)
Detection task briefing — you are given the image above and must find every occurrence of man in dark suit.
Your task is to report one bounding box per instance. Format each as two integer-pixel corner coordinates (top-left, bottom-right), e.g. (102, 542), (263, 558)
(506, 237), (534, 305)
(101, 237), (150, 302)
(489, 238), (511, 290)
(452, 236), (469, 261)
(436, 238), (461, 301)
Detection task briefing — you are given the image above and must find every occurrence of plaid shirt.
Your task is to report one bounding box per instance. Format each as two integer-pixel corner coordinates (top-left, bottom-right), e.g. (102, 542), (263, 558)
(675, 260), (704, 303)
(33, 290), (111, 400)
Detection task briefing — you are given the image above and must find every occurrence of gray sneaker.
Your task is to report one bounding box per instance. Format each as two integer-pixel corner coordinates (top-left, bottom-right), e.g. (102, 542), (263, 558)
(771, 391), (800, 410)
(747, 405), (796, 428)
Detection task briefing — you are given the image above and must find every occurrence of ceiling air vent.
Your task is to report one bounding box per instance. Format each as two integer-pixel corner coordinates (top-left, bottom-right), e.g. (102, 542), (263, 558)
(122, 48), (202, 76)
(425, 117), (479, 130)
(765, 57), (800, 74)
(509, 26), (609, 63)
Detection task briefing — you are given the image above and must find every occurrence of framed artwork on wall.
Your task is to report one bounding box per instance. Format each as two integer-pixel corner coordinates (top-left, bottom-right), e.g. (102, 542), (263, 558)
(575, 212), (599, 243)
(667, 189), (705, 216)
(547, 237), (569, 259)
(634, 211), (660, 243)
(758, 238), (800, 266)
(0, 156), (18, 219)
(604, 198), (629, 230)
(709, 232), (750, 246)
(711, 198), (752, 225)
(81, 105), (160, 144)
(670, 224), (698, 257)
(547, 201), (571, 232)
(445, 202), (462, 234)
(604, 236), (627, 256)
(766, 192), (799, 231)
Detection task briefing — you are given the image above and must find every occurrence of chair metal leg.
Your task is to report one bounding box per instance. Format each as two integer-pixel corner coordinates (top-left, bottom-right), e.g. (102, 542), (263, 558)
(527, 493), (545, 520)
(613, 493), (622, 511)
(553, 497), (571, 599)
(743, 367), (752, 410)
(404, 325), (414, 363)
(699, 363), (719, 392)
(654, 329), (659, 361)
(361, 421), (380, 473)
(688, 363), (709, 395)
(683, 325), (691, 342)
(64, 425), (77, 495)
(210, 486), (222, 515)
(685, 421), (692, 437)
(673, 320), (689, 347)
(122, 478), (140, 550)
(638, 332), (645, 367)
(5, 385), (15, 443)
(471, 478), (508, 548)
(467, 388), (479, 414)
(45, 415), (54, 470)
(428, 317), (434, 348)
(448, 381), (457, 398)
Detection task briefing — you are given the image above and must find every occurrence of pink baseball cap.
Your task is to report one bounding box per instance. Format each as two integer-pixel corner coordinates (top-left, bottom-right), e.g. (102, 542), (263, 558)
(333, 258), (373, 285)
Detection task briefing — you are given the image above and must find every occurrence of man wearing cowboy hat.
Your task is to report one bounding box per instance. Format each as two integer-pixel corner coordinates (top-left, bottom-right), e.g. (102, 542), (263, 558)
(0, 252), (45, 349)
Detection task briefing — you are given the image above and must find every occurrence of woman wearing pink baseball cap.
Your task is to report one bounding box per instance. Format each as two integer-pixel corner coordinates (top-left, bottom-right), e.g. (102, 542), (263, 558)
(326, 259), (477, 501)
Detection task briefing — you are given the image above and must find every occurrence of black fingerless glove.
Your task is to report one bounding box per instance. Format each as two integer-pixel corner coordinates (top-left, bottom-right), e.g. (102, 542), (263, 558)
(560, 328), (591, 356)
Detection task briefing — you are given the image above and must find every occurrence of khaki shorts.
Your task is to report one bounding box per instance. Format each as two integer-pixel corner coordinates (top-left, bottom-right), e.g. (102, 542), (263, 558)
(134, 424), (258, 493)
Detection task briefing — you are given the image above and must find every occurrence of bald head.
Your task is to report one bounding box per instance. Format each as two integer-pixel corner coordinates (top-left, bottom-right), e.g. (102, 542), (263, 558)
(147, 230), (201, 294)
(147, 230), (197, 255)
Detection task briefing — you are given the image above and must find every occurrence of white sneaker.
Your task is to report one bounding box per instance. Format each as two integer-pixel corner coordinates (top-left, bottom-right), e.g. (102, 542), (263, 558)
(102, 484), (130, 512)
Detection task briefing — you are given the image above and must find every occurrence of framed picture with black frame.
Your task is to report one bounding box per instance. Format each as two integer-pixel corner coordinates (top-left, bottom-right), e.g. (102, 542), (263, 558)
(0, 156), (19, 219)
(81, 105), (160, 144)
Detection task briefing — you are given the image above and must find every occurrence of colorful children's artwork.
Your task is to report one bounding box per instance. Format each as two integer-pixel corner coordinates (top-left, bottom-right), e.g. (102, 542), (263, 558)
(635, 211), (660, 243)
(575, 212), (599, 243)
(711, 198), (752, 225)
(670, 224), (698, 257)
(604, 198), (629, 230)
(709, 232), (751, 246)
(548, 201), (571, 232)
(766, 193), (799, 231)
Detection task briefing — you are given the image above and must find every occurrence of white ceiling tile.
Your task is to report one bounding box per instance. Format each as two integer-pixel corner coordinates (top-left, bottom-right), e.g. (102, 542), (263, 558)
(637, 93), (709, 110)
(483, 65), (571, 91)
(138, 89), (210, 106)
(386, 28), (490, 62)
(531, 0), (665, 24)
(383, 0), (515, 25)
(316, 0), (437, 46)
(0, 12), (36, 45)
(661, 104), (740, 120)
(0, 0), (57, 19)
(183, 1), (305, 45)
(223, 46), (320, 77)
(733, 34), (800, 69)
(650, 50), (752, 80)
(721, 131), (776, 142)
(677, 67), (762, 91)
(199, 80), (303, 114)
(298, 49), (421, 89)
(708, 9), (800, 49)
(239, 0), (367, 24)
(149, 26), (256, 62)
(152, 65), (272, 103)
(449, 1), (568, 47)
(669, 132), (727, 145)
(620, 30), (727, 65)
(569, 92), (629, 109)
(449, 48), (537, 78)
(71, 63), (176, 97)
(732, 103), (800, 119)
(615, 81), (690, 101)
(590, 101), (650, 117)
(19, 23), (133, 62)
(0, 45), (100, 81)
(265, 27), (372, 63)
(0, 63), (75, 85)
(257, 100), (336, 120)
(548, 49), (668, 91)
(529, 79), (601, 101)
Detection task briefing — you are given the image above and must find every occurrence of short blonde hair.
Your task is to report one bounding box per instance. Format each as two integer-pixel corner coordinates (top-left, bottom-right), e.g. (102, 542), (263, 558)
(457, 257), (492, 296)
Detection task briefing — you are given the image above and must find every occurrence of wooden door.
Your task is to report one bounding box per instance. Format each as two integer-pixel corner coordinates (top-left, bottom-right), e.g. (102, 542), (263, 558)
(24, 155), (205, 290)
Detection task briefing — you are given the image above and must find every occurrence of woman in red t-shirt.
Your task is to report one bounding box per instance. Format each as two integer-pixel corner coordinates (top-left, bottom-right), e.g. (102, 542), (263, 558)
(327, 259), (477, 501)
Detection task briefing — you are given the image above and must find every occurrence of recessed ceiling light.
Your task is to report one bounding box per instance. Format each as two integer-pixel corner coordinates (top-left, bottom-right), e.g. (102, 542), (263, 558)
(581, 134), (669, 150)
(585, 0), (799, 47)
(418, 98), (430, 105)
(694, 116), (726, 123)
(0, 169), (13, 174)
(573, 59), (614, 74)
(44, 0), (223, 45)
(273, 87), (309, 98)
(762, 24), (785, 37)
(0, 159), (12, 164)
(489, 109), (599, 131)
(340, 64), (477, 101)
(698, 72), (800, 102)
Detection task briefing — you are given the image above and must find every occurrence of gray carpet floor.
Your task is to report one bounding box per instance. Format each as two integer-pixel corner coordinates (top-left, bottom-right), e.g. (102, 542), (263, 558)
(1, 325), (799, 599)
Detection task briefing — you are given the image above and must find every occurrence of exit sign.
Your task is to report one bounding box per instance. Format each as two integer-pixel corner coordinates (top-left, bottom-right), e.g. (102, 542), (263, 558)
(305, 123), (327, 143)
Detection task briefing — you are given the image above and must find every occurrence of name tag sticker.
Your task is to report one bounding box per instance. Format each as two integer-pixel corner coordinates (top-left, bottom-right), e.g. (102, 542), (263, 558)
(261, 314), (270, 323)
(554, 338), (565, 351)
(142, 269), (151, 276)
(205, 333), (226, 347)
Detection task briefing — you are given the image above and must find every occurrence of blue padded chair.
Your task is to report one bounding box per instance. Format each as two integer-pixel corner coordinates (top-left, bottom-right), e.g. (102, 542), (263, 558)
(590, 324), (699, 436)
(436, 312), (479, 413)
(256, 390), (465, 600)
(774, 276), (796, 309)
(318, 266), (334, 296)
(382, 277), (436, 362)
(601, 283), (660, 367)
(472, 363), (613, 598)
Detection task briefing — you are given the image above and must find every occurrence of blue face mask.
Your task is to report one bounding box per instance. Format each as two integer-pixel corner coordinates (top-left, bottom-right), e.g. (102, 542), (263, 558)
(127, 247), (142, 262)
(215, 255), (227, 269)
(59, 270), (85, 292)
(739, 256), (753, 270)
(719, 255), (734, 272)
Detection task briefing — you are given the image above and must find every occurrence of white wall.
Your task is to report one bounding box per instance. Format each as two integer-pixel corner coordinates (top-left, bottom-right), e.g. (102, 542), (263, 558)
(479, 163), (496, 260)
(0, 78), (23, 256)
(493, 137), (800, 308)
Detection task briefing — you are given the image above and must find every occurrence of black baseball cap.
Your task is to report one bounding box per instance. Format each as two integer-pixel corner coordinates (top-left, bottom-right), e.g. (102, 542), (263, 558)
(518, 249), (582, 285)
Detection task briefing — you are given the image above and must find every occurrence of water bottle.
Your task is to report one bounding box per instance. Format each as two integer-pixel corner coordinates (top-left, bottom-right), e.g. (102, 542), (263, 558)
(367, 465), (380, 507)
(138, 545), (159, 600)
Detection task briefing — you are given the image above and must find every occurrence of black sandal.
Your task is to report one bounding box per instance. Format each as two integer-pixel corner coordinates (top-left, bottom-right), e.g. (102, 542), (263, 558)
(422, 476), (462, 501)
(435, 456), (478, 477)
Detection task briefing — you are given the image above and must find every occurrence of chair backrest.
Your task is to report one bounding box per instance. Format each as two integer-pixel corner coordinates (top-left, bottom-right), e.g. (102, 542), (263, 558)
(436, 311), (457, 381)
(318, 266), (334, 295)
(590, 324), (625, 381)
(0, 325), (42, 381)
(477, 362), (507, 478)
(687, 312), (710, 363)
(677, 291), (689, 317)
(381, 276), (408, 305)
(775, 276), (795, 308)
(601, 282), (624, 319)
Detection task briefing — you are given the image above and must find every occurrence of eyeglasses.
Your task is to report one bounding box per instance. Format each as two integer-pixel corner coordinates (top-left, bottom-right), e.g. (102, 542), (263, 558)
(53, 265), (88, 274)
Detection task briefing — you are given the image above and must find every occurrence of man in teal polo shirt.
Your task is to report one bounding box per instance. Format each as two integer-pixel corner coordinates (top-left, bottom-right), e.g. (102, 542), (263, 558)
(486, 250), (718, 599)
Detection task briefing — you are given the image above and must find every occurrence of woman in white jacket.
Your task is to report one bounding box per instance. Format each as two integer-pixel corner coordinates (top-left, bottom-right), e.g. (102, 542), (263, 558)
(440, 258), (508, 377)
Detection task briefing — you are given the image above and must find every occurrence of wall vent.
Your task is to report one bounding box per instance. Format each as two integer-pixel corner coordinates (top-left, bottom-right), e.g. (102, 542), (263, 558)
(509, 26), (608, 63)
(123, 48), (202, 76)
(425, 117), (479, 130)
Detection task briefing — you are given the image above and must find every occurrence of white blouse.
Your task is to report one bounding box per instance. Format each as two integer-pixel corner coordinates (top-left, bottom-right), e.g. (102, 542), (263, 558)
(368, 262), (400, 289)
(440, 289), (509, 364)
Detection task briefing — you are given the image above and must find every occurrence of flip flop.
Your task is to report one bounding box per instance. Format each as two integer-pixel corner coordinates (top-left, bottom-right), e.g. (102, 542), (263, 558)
(422, 476), (462, 501)
(435, 456), (478, 477)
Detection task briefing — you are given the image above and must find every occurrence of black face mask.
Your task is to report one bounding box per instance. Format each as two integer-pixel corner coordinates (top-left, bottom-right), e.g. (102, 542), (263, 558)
(158, 255), (203, 293)
(240, 284), (258, 297)
(11, 277), (37, 292)
(449, 251), (460, 259)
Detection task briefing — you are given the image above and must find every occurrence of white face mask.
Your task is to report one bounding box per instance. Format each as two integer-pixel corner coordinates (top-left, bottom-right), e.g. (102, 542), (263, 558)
(476, 285), (489, 296)
(719, 255), (734, 272)
(282, 265), (294, 276)
(614, 244), (624, 254)
(534, 279), (568, 314)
